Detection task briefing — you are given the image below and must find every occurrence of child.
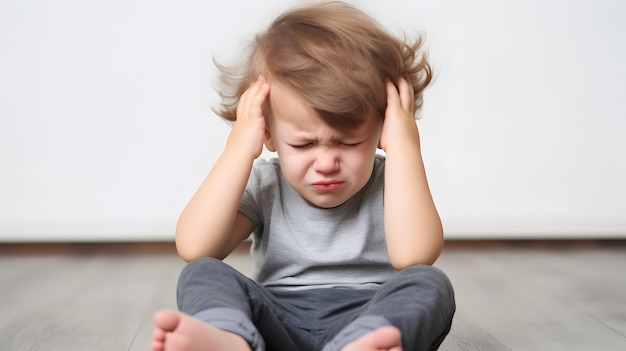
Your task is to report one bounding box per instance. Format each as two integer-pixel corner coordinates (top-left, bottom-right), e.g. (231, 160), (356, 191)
(152, 1), (455, 350)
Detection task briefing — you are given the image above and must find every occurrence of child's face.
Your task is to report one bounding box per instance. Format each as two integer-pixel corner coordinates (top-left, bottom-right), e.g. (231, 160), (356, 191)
(265, 82), (382, 208)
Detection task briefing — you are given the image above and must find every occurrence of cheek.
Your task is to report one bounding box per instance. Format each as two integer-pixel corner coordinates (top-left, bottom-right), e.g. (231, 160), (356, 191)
(276, 150), (309, 177)
(351, 146), (378, 174)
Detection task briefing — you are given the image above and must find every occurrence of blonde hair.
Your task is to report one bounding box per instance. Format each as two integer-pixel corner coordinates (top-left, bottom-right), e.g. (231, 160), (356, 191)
(214, 1), (432, 130)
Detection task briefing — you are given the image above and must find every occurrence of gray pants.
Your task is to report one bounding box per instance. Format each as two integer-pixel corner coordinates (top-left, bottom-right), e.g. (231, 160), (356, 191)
(177, 258), (455, 351)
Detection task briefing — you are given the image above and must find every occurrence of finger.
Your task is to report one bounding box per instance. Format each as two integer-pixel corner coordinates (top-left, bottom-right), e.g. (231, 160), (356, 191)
(242, 77), (264, 118)
(386, 79), (401, 109)
(236, 83), (254, 120)
(237, 77), (264, 120)
(397, 75), (415, 113)
(249, 78), (270, 119)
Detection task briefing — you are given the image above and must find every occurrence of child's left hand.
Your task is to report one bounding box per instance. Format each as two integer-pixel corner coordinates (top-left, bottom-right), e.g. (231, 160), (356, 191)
(378, 76), (421, 152)
(379, 75), (443, 267)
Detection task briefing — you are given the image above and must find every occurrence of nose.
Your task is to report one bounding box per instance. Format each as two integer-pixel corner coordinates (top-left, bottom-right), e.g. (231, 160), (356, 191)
(313, 147), (339, 174)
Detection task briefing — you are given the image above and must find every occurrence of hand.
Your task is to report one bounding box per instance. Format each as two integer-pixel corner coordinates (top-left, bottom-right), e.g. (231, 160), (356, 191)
(378, 76), (420, 152)
(227, 76), (270, 159)
(380, 76), (442, 267)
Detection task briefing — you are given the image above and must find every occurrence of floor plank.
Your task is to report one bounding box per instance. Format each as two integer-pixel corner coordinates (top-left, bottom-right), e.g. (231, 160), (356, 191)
(1, 241), (625, 350)
(0, 251), (185, 351)
(436, 244), (626, 350)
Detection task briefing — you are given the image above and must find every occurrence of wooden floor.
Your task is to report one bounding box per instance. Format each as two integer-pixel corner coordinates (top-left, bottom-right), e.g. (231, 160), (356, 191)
(0, 240), (625, 351)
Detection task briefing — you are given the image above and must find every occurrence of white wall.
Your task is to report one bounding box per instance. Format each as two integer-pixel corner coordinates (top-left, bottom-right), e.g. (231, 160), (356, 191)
(1, 0), (625, 242)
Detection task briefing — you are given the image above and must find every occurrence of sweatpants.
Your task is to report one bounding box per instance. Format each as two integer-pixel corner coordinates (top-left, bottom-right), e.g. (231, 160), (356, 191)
(177, 257), (455, 351)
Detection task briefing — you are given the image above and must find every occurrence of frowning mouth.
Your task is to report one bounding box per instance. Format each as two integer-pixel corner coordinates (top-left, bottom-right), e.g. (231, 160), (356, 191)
(312, 181), (345, 191)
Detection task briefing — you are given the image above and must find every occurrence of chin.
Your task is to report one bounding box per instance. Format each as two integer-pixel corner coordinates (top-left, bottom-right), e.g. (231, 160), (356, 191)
(305, 195), (349, 209)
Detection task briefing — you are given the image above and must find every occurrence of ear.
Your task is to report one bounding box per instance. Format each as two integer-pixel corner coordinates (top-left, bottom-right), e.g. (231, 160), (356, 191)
(263, 128), (276, 152)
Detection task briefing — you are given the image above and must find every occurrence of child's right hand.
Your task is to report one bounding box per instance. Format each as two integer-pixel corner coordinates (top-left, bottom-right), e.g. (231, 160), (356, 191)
(226, 76), (270, 160)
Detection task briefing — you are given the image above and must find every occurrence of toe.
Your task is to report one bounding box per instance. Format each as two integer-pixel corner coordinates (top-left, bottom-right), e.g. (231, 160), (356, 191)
(153, 309), (182, 332)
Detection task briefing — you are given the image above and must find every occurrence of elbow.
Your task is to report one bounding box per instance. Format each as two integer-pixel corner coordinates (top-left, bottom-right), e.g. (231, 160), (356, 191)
(178, 252), (200, 263)
(175, 225), (200, 262)
(175, 235), (216, 262)
(176, 243), (226, 262)
(175, 232), (229, 262)
(389, 252), (439, 270)
(387, 238), (444, 270)
(175, 241), (203, 262)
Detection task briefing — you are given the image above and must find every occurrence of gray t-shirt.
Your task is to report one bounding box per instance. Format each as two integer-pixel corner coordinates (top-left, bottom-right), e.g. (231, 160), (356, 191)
(238, 154), (395, 290)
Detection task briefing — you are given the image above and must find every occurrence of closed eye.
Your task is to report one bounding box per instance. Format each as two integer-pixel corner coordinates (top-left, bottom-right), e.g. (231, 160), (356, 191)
(289, 143), (312, 149)
(339, 142), (361, 147)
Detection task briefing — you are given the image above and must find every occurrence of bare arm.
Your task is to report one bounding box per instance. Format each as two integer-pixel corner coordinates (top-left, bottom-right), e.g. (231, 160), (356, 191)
(176, 77), (270, 262)
(379, 77), (443, 269)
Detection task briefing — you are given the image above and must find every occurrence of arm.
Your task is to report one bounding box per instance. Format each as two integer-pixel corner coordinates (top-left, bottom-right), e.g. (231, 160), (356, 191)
(176, 77), (270, 262)
(379, 77), (443, 269)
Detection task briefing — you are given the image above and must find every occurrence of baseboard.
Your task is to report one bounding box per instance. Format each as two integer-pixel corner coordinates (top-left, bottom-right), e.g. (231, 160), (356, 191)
(1, 239), (625, 255)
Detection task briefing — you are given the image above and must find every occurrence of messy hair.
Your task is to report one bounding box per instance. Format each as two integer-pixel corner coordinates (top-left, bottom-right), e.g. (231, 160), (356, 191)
(213, 1), (432, 130)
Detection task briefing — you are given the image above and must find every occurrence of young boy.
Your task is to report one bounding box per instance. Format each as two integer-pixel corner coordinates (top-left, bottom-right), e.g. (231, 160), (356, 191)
(152, 1), (455, 350)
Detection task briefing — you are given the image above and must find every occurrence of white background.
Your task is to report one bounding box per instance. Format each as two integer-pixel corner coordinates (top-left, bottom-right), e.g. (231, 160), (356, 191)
(1, 0), (625, 242)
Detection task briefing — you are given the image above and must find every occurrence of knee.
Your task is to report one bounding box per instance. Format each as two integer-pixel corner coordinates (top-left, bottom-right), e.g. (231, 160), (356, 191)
(399, 264), (450, 283)
(401, 265), (456, 317)
(179, 257), (236, 282)
(183, 256), (222, 270)
(397, 265), (455, 300)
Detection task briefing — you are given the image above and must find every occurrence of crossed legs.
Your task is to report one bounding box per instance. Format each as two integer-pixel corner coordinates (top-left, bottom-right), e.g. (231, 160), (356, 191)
(151, 258), (454, 351)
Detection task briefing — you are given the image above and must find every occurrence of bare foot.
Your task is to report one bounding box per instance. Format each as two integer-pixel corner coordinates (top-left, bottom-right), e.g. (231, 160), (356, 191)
(340, 326), (403, 351)
(151, 309), (252, 351)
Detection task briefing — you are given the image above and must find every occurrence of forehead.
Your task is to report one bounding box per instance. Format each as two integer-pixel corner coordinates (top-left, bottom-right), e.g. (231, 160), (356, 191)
(266, 81), (379, 136)
(266, 81), (312, 119)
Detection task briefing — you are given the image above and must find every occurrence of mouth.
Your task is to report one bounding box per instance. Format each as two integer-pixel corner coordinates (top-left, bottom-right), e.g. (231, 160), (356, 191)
(312, 181), (345, 191)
